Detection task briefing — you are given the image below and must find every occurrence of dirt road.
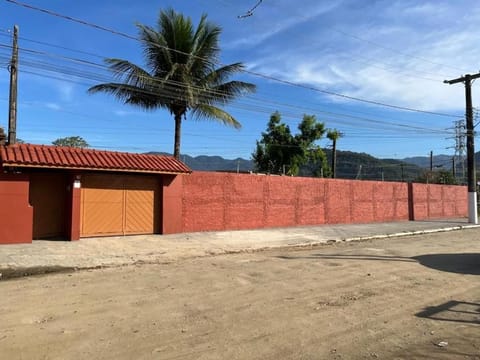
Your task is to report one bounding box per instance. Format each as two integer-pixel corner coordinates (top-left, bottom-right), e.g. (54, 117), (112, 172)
(1, 229), (479, 359)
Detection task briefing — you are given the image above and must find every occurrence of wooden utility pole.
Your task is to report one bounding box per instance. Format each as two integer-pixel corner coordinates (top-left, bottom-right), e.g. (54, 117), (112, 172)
(7, 25), (19, 145)
(444, 72), (480, 224)
(429, 151), (433, 171)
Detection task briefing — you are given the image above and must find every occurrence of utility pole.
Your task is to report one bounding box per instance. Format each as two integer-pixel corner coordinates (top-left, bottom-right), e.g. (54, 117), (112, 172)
(452, 157), (456, 179)
(7, 25), (19, 145)
(444, 72), (480, 224)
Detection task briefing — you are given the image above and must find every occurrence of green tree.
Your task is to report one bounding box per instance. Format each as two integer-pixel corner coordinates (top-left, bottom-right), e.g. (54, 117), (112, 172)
(52, 136), (89, 148)
(252, 112), (328, 176)
(416, 170), (456, 185)
(88, 8), (256, 159)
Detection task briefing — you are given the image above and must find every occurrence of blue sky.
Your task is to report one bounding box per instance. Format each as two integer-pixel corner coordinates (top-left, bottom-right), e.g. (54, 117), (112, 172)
(0, 0), (478, 160)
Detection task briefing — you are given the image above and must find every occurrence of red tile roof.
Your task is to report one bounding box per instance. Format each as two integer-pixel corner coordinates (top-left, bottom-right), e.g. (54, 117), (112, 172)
(0, 144), (191, 174)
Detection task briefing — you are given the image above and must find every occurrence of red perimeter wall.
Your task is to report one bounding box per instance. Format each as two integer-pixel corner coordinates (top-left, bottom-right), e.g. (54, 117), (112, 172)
(180, 172), (445, 233)
(0, 173), (33, 244)
(410, 183), (467, 220)
(0, 171), (469, 241)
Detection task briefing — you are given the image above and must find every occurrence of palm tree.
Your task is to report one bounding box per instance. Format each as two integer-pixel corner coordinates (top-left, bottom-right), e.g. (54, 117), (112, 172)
(88, 8), (256, 159)
(327, 129), (344, 178)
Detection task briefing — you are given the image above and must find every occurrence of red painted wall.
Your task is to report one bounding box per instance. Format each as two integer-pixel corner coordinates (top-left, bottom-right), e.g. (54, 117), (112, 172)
(162, 175), (184, 234)
(410, 183), (467, 220)
(0, 173), (33, 244)
(67, 175), (81, 241)
(0, 171), (469, 243)
(181, 172), (424, 233)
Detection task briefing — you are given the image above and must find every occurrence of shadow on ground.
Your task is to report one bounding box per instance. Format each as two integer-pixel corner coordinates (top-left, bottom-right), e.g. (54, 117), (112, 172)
(416, 300), (480, 325)
(276, 253), (480, 275)
(412, 253), (480, 275)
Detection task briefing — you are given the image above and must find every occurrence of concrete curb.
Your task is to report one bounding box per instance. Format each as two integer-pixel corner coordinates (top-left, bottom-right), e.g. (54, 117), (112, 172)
(0, 223), (479, 280)
(338, 224), (480, 242)
(206, 224), (480, 255)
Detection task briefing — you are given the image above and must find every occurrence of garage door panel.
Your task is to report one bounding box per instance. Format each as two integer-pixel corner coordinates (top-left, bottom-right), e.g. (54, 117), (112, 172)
(125, 189), (155, 234)
(81, 187), (124, 236)
(80, 175), (159, 237)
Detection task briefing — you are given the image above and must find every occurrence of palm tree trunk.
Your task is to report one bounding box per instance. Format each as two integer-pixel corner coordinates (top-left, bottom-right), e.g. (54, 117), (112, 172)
(173, 113), (182, 159)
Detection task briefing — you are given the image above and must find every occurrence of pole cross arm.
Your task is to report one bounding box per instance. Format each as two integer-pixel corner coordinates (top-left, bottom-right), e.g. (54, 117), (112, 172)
(444, 73), (480, 84)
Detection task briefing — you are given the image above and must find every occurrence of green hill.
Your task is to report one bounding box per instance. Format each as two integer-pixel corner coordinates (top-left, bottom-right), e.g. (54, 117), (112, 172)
(324, 149), (422, 181)
(148, 150), (424, 181)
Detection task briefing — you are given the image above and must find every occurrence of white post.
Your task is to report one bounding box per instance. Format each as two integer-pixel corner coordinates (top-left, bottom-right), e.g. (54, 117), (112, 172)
(468, 191), (478, 224)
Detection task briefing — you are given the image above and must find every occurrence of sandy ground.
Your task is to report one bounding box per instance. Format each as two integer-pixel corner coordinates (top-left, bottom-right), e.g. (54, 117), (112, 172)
(0, 229), (479, 359)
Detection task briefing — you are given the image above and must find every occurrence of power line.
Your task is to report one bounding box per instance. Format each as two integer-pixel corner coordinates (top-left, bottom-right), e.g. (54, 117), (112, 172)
(0, 41), (456, 136)
(4, 0), (463, 118)
(332, 29), (468, 74)
(0, 29), (105, 59)
(258, 2), (466, 72)
(260, 1), (469, 74)
(238, 0), (263, 19)
(0, 32), (462, 128)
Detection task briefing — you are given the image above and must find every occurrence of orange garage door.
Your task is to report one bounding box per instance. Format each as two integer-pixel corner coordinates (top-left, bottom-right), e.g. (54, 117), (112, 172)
(80, 174), (160, 237)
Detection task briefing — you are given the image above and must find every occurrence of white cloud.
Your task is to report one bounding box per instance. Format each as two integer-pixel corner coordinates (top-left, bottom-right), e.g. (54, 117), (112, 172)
(244, 0), (480, 112)
(45, 102), (61, 111)
(114, 109), (146, 117)
(56, 82), (74, 102)
(225, 0), (344, 49)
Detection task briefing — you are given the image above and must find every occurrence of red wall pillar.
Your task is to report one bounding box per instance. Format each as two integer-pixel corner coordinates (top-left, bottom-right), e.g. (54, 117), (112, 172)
(0, 173), (33, 244)
(66, 174), (81, 241)
(162, 174), (184, 234)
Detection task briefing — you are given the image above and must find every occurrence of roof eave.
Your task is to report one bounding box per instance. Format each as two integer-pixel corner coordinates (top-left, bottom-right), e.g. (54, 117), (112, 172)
(1, 163), (192, 175)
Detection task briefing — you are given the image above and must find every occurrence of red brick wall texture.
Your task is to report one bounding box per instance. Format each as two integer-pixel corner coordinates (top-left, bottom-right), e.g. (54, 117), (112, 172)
(411, 183), (467, 220)
(181, 172), (467, 233)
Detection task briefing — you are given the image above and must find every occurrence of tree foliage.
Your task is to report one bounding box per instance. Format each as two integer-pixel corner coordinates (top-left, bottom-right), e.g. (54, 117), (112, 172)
(252, 111), (329, 176)
(326, 128), (344, 178)
(88, 8), (256, 159)
(416, 170), (456, 185)
(52, 136), (89, 148)
(327, 129), (343, 143)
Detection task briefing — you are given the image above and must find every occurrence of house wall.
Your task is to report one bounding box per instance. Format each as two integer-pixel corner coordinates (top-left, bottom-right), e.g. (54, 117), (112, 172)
(0, 173), (33, 244)
(162, 175), (183, 234)
(179, 172), (459, 233)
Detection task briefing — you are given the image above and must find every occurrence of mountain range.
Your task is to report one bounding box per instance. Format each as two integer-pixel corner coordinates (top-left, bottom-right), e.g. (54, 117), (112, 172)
(149, 150), (467, 181)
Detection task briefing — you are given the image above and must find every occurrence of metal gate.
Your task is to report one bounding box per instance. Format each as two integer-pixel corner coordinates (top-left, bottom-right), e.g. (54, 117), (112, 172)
(80, 174), (160, 237)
